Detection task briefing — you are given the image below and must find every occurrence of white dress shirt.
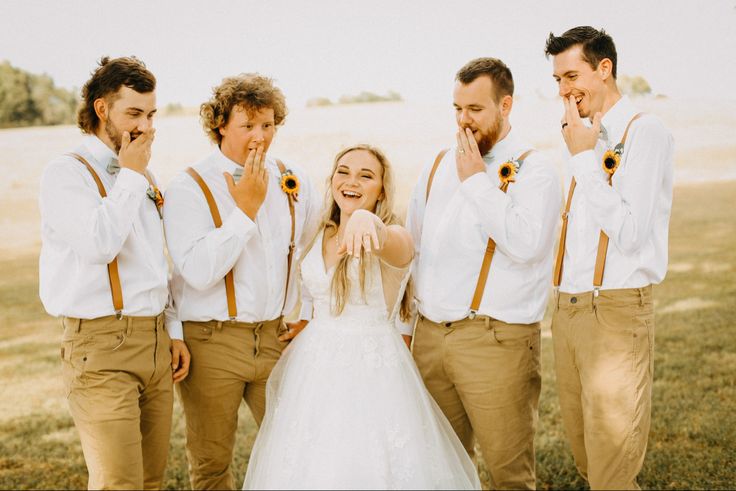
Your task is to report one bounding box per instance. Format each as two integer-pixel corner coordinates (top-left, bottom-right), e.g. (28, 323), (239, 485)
(407, 129), (562, 324)
(560, 96), (674, 293)
(39, 135), (176, 335)
(163, 148), (320, 325)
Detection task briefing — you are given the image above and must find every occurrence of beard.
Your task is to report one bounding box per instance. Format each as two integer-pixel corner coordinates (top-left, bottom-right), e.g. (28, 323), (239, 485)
(105, 119), (140, 154)
(463, 112), (503, 156)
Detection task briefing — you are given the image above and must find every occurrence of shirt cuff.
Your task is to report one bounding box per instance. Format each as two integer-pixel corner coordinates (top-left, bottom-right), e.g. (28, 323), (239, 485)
(115, 168), (151, 194)
(299, 300), (314, 321)
(395, 317), (415, 336)
(460, 171), (507, 207)
(222, 207), (256, 240)
(571, 150), (606, 182)
(165, 319), (184, 340)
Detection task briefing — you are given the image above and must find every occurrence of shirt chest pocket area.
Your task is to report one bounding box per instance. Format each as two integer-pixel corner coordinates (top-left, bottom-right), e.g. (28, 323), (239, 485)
(446, 202), (487, 253)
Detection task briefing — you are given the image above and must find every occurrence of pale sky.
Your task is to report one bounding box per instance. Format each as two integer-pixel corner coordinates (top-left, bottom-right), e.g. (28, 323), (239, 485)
(1, 0), (735, 107)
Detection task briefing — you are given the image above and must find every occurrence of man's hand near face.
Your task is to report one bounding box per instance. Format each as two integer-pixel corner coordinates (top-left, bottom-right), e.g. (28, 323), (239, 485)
(224, 144), (269, 221)
(455, 127), (486, 182)
(119, 128), (155, 175)
(561, 95), (602, 156)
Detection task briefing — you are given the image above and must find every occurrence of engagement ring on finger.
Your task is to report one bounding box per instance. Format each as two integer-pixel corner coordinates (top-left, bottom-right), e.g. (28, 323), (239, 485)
(459, 149), (465, 154)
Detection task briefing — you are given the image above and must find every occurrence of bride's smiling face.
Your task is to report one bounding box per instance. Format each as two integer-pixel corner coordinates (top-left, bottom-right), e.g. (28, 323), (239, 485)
(331, 149), (385, 217)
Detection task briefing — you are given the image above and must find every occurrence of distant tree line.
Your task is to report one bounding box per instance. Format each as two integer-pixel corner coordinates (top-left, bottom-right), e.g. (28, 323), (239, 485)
(307, 90), (402, 107)
(0, 61), (78, 128)
(618, 75), (653, 97)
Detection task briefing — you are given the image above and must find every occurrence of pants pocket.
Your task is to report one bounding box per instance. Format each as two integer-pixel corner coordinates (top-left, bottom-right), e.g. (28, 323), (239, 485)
(60, 339), (86, 397)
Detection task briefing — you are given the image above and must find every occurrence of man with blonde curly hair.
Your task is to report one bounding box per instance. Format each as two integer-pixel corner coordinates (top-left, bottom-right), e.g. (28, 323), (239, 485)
(163, 73), (319, 489)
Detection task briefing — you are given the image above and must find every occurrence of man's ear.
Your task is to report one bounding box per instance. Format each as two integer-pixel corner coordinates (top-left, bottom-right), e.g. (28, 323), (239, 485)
(93, 98), (108, 122)
(500, 94), (513, 117)
(598, 58), (613, 81)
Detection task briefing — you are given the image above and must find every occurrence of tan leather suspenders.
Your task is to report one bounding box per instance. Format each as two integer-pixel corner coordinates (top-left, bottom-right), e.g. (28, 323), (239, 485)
(552, 113), (645, 290)
(69, 152), (162, 319)
(425, 148), (534, 318)
(68, 153), (122, 318)
(186, 160), (297, 321)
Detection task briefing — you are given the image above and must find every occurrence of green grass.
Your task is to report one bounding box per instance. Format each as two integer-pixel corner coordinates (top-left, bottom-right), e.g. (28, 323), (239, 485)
(1, 181), (734, 489)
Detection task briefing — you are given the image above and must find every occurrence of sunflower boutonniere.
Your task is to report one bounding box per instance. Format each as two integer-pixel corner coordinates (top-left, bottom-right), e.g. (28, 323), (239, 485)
(280, 168), (300, 201)
(147, 186), (164, 218)
(498, 158), (521, 187)
(602, 143), (624, 178)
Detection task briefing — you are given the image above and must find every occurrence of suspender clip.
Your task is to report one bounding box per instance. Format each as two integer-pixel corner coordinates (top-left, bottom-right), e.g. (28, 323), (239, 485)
(561, 211), (569, 220)
(289, 241), (296, 250)
(228, 316), (237, 323)
(593, 288), (600, 298)
(115, 310), (123, 320)
(468, 310), (477, 320)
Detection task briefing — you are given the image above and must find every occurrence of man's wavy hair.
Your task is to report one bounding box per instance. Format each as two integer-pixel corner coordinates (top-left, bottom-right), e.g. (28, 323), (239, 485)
(77, 56), (156, 134)
(200, 73), (288, 145)
(545, 26), (618, 79)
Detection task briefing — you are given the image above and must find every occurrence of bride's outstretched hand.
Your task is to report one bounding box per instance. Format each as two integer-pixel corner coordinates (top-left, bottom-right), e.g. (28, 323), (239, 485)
(337, 209), (387, 257)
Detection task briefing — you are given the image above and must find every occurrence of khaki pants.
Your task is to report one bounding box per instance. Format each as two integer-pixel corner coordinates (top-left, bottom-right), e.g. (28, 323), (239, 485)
(178, 318), (286, 490)
(413, 315), (541, 490)
(61, 313), (173, 490)
(552, 286), (654, 490)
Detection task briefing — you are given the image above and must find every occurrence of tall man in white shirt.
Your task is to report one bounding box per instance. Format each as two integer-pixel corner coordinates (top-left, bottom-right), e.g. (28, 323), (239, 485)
(39, 57), (190, 489)
(545, 26), (674, 489)
(163, 73), (319, 490)
(407, 58), (562, 489)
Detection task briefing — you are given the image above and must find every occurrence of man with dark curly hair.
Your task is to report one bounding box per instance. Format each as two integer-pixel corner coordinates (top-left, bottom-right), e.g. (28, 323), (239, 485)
(163, 73), (319, 489)
(39, 56), (190, 489)
(545, 26), (674, 489)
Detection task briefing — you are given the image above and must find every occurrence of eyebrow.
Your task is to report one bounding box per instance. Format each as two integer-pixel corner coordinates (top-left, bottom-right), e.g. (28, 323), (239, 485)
(360, 168), (376, 175)
(126, 107), (157, 114)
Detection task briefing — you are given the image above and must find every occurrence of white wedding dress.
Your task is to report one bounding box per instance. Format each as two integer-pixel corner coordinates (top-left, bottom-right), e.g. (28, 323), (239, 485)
(243, 232), (480, 490)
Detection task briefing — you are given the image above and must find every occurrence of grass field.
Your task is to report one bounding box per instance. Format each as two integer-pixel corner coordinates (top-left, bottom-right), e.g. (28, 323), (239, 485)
(0, 180), (734, 489)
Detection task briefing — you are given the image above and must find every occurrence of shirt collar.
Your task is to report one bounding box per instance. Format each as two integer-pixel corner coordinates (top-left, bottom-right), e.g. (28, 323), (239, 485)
(600, 95), (637, 147)
(482, 127), (523, 165)
(82, 135), (118, 173)
(213, 147), (245, 174)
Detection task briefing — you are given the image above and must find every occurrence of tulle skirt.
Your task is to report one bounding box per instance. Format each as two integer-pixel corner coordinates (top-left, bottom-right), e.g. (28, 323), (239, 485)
(243, 314), (480, 490)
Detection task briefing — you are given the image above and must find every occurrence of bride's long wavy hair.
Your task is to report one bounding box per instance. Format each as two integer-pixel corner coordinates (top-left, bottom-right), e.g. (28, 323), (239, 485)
(302, 144), (413, 321)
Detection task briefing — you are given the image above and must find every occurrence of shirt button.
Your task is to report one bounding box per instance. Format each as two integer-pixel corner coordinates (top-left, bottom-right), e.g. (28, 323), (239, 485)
(570, 297), (578, 304)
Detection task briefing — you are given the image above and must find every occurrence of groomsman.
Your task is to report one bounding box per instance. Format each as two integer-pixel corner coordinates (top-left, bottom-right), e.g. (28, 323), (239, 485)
(163, 73), (319, 490)
(407, 58), (562, 489)
(544, 26), (674, 489)
(39, 57), (190, 489)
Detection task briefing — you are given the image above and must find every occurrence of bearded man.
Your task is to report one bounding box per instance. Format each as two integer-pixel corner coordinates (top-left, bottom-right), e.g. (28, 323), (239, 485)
(39, 56), (189, 489)
(406, 57), (561, 490)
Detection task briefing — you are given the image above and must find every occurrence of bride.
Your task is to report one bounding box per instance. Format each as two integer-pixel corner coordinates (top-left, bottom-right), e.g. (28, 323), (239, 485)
(243, 144), (480, 490)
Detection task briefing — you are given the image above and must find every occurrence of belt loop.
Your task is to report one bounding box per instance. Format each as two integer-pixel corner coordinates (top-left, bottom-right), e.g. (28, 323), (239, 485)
(554, 289), (560, 312)
(75, 318), (82, 334)
(639, 288), (644, 307)
(591, 290), (598, 312)
(216, 321), (223, 330)
(126, 316), (133, 336)
(484, 317), (490, 329)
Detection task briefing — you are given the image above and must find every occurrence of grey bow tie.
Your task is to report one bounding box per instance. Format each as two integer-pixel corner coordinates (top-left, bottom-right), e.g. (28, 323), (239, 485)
(232, 167), (243, 183)
(106, 158), (120, 175)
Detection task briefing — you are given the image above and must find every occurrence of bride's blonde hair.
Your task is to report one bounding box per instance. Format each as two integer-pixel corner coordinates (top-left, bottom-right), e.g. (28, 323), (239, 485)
(303, 144), (413, 321)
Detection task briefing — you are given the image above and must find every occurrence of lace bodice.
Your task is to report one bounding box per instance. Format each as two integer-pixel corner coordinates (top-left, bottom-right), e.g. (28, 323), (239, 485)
(300, 231), (410, 325)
